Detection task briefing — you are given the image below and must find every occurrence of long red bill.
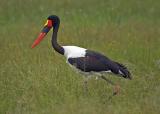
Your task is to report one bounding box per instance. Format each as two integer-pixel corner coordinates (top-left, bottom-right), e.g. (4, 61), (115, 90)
(31, 32), (46, 48)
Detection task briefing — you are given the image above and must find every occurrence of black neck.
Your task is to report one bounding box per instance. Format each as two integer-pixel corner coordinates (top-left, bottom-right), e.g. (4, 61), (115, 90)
(51, 23), (64, 55)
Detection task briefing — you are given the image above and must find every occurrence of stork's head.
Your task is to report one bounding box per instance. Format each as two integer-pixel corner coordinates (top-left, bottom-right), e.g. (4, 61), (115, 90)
(31, 15), (60, 48)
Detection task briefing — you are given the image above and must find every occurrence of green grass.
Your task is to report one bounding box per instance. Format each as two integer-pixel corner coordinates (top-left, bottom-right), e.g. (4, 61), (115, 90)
(0, 0), (160, 114)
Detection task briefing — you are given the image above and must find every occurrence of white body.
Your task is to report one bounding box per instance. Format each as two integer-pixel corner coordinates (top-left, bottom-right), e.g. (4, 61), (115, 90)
(63, 46), (87, 59)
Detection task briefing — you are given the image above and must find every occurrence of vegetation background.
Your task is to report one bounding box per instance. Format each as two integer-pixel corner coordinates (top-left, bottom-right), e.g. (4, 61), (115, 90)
(0, 0), (160, 114)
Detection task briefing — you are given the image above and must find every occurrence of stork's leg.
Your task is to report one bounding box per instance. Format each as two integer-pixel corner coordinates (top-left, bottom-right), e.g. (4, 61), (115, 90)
(101, 75), (120, 95)
(84, 80), (88, 93)
(101, 75), (115, 85)
(83, 77), (89, 94)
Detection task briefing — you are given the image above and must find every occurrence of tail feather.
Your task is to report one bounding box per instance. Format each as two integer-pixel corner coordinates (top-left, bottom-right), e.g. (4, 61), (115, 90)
(115, 62), (131, 79)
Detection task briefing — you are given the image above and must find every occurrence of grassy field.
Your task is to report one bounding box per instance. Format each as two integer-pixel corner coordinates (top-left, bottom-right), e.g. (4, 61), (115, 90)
(0, 0), (160, 114)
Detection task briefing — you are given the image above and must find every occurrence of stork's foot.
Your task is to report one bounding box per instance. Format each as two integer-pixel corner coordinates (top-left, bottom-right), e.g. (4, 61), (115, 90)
(113, 84), (120, 95)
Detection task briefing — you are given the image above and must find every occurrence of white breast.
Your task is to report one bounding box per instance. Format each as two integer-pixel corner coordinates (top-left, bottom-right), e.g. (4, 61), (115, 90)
(63, 46), (87, 59)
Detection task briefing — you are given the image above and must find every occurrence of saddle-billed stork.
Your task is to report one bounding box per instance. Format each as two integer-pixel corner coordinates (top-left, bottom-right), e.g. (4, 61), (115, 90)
(31, 15), (131, 95)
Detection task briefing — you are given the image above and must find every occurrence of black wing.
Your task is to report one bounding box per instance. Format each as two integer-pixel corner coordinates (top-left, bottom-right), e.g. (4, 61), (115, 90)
(68, 50), (131, 79)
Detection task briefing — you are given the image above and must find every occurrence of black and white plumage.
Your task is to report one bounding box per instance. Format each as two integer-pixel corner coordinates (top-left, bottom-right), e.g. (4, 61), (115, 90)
(31, 15), (131, 94)
(63, 46), (131, 79)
